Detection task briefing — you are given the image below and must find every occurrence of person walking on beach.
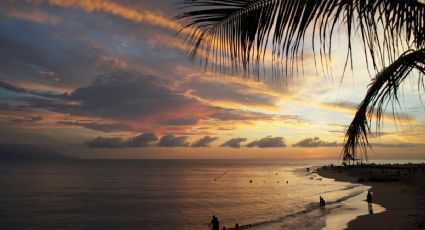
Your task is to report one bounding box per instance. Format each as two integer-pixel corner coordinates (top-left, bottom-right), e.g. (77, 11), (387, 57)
(367, 191), (373, 211)
(208, 215), (219, 230)
(319, 196), (326, 208)
(367, 191), (373, 206)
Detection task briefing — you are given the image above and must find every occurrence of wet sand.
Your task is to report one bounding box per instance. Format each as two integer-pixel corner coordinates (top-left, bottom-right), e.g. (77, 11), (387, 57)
(317, 165), (425, 230)
(322, 190), (385, 230)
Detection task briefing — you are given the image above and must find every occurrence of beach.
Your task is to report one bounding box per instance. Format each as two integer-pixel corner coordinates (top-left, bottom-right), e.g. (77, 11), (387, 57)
(317, 164), (425, 230)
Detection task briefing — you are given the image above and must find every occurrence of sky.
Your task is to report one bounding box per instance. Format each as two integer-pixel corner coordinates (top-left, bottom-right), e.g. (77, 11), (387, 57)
(1, 0), (424, 159)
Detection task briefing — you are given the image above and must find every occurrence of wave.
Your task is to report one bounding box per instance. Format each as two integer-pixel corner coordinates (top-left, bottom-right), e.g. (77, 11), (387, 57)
(214, 170), (230, 181)
(313, 184), (363, 196)
(227, 190), (365, 230)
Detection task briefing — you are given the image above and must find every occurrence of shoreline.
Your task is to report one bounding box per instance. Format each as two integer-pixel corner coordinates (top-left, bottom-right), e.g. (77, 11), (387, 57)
(317, 164), (425, 230)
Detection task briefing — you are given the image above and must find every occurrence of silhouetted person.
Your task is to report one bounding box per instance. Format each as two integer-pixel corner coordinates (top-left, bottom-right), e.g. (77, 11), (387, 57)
(234, 223), (240, 230)
(367, 191), (373, 212)
(211, 216), (219, 230)
(209, 215), (219, 230)
(320, 196), (326, 208)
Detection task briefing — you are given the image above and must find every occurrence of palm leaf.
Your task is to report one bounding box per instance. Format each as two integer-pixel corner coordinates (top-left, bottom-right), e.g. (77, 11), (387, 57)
(176, 0), (425, 77)
(342, 48), (425, 161)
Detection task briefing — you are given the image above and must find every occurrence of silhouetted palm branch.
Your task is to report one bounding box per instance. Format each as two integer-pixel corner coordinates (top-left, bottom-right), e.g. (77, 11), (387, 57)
(177, 0), (425, 77)
(342, 48), (425, 161)
(176, 0), (425, 160)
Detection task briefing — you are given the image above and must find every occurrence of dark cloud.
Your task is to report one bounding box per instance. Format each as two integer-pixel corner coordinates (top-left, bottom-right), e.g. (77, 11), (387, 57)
(0, 12), (133, 88)
(191, 136), (218, 147)
(209, 108), (303, 123)
(247, 136), (286, 148)
(181, 78), (278, 106)
(293, 137), (338, 147)
(127, 132), (158, 147)
(85, 132), (158, 148)
(16, 72), (290, 133)
(25, 72), (207, 121)
(57, 121), (134, 132)
(66, 72), (195, 120)
(0, 80), (65, 100)
(85, 136), (126, 148)
(158, 134), (189, 147)
(220, 137), (247, 148)
(9, 116), (43, 123)
(0, 80), (27, 93)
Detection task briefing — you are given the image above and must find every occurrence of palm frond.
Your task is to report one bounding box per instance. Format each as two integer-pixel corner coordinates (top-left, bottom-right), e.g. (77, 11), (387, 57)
(176, 0), (425, 78)
(342, 48), (425, 161)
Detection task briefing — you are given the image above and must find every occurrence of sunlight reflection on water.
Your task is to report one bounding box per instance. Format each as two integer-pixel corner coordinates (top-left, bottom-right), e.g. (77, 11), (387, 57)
(0, 159), (374, 230)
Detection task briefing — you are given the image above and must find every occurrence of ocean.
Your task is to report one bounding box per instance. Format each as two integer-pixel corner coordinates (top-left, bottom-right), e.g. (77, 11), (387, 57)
(0, 159), (372, 230)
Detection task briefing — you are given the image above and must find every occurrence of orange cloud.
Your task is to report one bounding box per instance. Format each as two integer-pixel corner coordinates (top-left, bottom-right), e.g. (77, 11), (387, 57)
(295, 99), (413, 124)
(5, 9), (61, 24)
(30, 0), (181, 30)
(2, 79), (72, 93)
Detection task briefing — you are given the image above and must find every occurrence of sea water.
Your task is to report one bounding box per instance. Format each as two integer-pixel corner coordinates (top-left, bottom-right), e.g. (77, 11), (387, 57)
(0, 159), (371, 230)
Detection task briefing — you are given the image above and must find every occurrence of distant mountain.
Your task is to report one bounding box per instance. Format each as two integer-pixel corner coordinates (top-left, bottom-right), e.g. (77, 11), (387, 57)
(0, 144), (72, 160)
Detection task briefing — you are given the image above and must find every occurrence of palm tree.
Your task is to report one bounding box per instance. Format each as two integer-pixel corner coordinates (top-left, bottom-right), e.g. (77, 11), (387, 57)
(176, 0), (425, 161)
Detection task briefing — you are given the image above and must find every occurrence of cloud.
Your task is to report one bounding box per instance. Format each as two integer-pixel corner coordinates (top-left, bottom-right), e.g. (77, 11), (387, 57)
(161, 117), (199, 126)
(0, 80), (27, 93)
(220, 138), (247, 148)
(3, 8), (61, 24)
(293, 137), (338, 147)
(16, 72), (288, 133)
(127, 132), (158, 147)
(321, 101), (412, 123)
(98, 56), (127, 70)
(158, 134), (189, 147)
(9, 116), (43, 123)
(32, 0), (180, 30)
(85, 136), (126, 148)
(370, 142), (425, 148)
(57, 121), (134, 132)
(210, 108), (273, 121)
(191, 136), (218, 147)
(26, 72), (209, 121)
(0, 18), (134, 90)
(36, 70), (60, 82)
(246, 136), (286, 148)
(85, 132), (158, 148)
(181, 78), (278, 107)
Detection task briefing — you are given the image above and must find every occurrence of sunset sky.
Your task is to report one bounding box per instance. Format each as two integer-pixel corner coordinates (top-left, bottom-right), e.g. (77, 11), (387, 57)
(1, 0), (424, 159)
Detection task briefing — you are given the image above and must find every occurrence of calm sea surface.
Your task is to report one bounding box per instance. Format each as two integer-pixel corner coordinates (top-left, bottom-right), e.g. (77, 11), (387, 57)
(0, 159), (372, 230)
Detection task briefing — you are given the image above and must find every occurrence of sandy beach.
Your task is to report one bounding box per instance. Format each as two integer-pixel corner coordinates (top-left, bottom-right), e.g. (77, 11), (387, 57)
(317, 164), (425, 230)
